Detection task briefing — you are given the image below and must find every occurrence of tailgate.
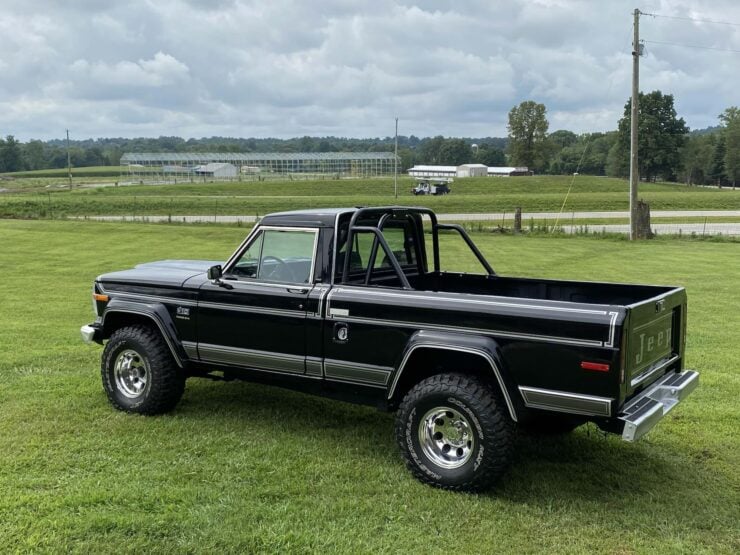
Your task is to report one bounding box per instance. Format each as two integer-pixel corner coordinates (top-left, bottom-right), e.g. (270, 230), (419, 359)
(623, 287), (686, 399)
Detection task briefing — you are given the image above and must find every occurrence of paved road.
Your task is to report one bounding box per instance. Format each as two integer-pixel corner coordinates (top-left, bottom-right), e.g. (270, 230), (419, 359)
(562, 222), (740, 236)
(438, 210), (740, 220)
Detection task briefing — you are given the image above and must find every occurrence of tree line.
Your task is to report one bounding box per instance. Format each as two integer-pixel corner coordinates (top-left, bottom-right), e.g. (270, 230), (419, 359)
(506, 94), (738, 186)
(1, 92), (737, 186)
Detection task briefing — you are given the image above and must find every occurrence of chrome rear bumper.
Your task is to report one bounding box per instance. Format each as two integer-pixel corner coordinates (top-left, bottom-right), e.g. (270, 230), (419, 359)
(620, 370), (699, 442)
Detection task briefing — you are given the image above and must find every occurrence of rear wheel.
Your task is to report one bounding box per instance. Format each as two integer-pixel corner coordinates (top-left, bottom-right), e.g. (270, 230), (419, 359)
(395, 373), (515, 492)
(101, 325), (185, 415)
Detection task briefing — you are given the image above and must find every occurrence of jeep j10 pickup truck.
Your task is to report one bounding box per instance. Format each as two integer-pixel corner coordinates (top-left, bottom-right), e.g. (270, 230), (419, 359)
(81, 206), (698, 491)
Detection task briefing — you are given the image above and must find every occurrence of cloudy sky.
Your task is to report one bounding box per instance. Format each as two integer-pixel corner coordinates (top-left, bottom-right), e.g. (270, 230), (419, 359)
(1, 0), (738, 140)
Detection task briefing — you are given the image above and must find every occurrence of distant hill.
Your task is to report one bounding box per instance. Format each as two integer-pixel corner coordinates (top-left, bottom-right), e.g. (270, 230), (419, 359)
(690, 125), (721, 136)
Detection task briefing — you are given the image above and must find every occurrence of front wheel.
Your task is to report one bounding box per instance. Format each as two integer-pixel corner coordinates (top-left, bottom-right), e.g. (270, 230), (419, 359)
(101, 325), (185, 415)
(395, 374), (515, 492)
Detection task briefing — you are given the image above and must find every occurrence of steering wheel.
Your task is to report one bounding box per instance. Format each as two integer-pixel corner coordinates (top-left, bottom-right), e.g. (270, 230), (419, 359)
(260, 255), (298, 282)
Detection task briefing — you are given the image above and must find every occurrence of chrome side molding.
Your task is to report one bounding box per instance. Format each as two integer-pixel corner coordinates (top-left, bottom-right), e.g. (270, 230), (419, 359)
(518, 386), (613, 417)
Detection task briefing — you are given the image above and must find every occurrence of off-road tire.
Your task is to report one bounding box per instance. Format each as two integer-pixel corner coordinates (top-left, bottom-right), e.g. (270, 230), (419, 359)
(395, 373), (515, 492)
(101, 325), (185, 415)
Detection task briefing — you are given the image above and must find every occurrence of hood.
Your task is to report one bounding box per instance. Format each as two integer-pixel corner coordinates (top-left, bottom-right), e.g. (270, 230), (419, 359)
(98, 259), (223, 288)
(133, 259), (222, 272)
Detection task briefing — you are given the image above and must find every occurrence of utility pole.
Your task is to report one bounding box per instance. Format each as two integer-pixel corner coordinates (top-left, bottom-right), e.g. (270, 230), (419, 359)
(394, 117), (399, 199)
(629, 8), (640, 240)
(66, 129), (72, 190)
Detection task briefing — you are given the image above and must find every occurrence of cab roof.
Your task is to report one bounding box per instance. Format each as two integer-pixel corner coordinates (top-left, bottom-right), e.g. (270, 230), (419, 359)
(259, 206), (431, 228)
(259, 208), (355, 227)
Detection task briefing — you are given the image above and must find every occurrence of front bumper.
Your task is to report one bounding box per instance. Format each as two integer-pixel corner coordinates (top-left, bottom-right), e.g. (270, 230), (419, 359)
(619, 370), (699, 442)
(80, 324), (102, 344)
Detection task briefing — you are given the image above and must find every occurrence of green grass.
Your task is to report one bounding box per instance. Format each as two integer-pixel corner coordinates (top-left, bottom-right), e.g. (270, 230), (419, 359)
(0, 220), (737, 552)
(1, 175), (739, 218)
(1, 166), (125, 178)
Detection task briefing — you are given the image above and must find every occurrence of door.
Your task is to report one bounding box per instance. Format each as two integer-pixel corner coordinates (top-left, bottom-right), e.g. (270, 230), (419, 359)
(323, 217), (424, 388)
(196, 226), (319, 375)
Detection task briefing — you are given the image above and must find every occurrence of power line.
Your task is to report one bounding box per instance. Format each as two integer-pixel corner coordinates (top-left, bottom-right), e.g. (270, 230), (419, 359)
(641, 12), (740, 27)
(642, 39), (740, 54)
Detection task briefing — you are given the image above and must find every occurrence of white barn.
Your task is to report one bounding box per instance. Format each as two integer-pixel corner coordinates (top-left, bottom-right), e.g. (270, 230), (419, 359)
(457, 163), (488, 177)
(407, 165), (458, 178)
(409, 164), (534, 179)
(195, 163), (237, 178)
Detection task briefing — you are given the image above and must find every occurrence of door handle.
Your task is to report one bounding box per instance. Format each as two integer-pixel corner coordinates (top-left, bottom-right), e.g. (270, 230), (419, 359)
(287, 287), (309, 294)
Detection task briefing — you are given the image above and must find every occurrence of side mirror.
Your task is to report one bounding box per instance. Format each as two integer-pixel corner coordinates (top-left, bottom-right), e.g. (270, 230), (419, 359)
(207, 265), (223, 281)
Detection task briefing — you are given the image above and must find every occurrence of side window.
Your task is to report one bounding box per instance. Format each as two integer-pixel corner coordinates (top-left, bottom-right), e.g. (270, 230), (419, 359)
(232, 231), (263, 278)
(232, 229), (317, 284)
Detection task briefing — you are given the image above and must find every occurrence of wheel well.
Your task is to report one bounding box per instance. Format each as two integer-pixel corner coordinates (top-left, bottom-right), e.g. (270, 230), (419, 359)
(389, 348), (507, 410)
(102, 311), (184, 367)
(102, 312), (158, 338)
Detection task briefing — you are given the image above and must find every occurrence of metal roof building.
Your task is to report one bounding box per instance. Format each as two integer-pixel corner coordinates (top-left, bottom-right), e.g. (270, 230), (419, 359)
(195, 163), (237, 178)
(457, 163), (488, 177)
(120, 152), (399, 183)
(487, 166), (533, 176)
(407, 165), (458, 178)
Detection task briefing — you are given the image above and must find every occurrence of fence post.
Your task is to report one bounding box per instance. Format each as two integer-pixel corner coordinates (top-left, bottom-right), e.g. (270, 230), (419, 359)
(635, 200), (653, 239)
(514, 207), (522, 234)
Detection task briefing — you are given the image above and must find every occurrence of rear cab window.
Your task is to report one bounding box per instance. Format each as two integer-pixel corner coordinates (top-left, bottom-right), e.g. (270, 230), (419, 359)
(334, 215), (423, 287)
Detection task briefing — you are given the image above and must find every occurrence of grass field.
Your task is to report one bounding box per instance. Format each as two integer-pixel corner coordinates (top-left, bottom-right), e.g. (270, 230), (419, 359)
(0, 166), (125, 180)
(0, 220), (737, 553)
(1, 175), (739, 219)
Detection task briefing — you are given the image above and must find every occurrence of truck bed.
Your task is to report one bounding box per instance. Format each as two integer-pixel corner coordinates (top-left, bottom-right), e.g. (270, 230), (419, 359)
(425, 273), (677, 307)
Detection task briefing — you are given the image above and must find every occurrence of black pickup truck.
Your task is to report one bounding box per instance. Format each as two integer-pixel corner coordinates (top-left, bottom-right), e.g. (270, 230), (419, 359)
(81, 206), (698, 491)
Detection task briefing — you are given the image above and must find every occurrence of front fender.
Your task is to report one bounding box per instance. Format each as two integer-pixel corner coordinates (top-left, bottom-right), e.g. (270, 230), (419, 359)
(389, 330), (519, 421)
(101, 299), (185, 367)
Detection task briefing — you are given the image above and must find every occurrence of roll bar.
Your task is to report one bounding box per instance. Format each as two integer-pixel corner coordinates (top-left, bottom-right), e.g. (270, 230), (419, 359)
(340, 206), (495, 287)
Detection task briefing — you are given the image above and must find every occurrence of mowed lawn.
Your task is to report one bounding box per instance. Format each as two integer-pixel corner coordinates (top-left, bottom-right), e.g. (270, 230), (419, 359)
(2, 175), (740, 218)
(0, 220), (737, 553)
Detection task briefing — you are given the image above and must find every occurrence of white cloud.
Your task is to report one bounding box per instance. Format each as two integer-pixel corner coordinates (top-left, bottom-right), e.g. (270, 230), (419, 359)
(0, 0), (738, 139)
(70, 52), (190, 88)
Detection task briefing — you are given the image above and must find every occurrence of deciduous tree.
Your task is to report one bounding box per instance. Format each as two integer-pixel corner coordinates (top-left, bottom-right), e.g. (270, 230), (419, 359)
(507, 100), (550, 172)
(438, 139), (472, 165)
(615, 91), (688, 181)
(475, 146), (506, 167)
(720, 107), (739, 187)
(708, 134), (726, 187)
(0, 135), (23, 172)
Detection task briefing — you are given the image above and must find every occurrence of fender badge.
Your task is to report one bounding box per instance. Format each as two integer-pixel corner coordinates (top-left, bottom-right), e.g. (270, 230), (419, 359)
(176, 306), (191, 319)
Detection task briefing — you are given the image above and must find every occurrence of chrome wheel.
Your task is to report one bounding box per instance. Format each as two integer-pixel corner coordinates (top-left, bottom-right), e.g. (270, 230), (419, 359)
(113, 349), (149, 399)
(418, 406), (475, 469)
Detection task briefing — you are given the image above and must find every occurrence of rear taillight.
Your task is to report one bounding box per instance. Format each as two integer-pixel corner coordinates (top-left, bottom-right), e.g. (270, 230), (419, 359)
(581, 361), (610, 372)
